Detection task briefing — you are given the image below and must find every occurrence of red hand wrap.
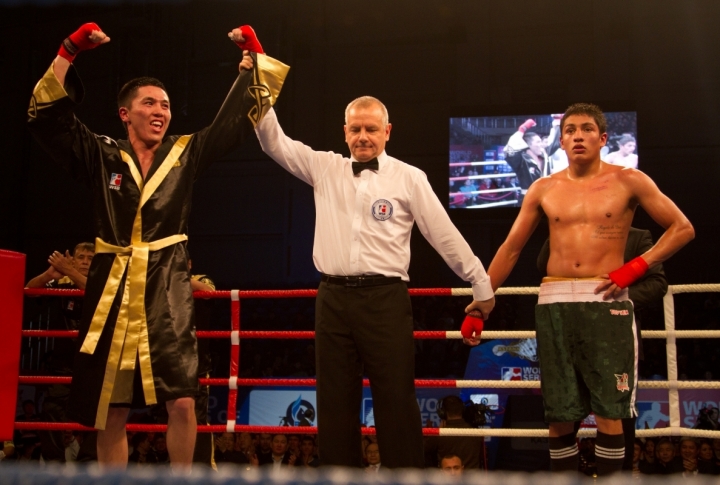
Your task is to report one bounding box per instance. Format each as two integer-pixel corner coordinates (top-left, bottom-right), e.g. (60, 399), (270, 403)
(518, 119), (536, 133)
(58, 23), (103, 62)
(460, 311), (484, 340)
(608, 256), (649, 289)
(234, 25), (264, 54)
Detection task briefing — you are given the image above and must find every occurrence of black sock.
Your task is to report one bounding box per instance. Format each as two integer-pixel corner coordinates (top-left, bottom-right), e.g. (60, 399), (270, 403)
(595, 431), (625, 476)
(549, 432), (579, 473)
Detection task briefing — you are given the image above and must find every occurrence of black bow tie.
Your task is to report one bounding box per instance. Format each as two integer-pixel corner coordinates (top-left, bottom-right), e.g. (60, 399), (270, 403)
(352, 158), (379, 176)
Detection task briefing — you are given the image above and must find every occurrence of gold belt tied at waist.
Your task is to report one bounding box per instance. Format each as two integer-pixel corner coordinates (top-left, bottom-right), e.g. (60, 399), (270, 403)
(80, 234), (187, 404)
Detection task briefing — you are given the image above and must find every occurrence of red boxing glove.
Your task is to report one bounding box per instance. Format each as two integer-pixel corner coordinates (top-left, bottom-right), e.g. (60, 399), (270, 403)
(460, 311), (484, 340)
(58, 23), (103, 62)
(233, 25), (264, 54)
(518, 119), (536, 133)
(608, 256), (649, 289)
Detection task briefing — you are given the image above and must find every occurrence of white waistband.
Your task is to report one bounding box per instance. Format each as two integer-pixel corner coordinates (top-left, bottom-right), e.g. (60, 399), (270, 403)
(538, 280), (629, 305)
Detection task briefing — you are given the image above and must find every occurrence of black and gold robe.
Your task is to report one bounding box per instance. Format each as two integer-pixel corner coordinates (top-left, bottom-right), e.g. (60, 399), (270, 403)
(27, 53), (289, 429)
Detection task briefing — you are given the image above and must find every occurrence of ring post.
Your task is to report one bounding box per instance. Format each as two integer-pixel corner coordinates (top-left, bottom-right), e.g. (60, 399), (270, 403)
(0, 249), (25, 441)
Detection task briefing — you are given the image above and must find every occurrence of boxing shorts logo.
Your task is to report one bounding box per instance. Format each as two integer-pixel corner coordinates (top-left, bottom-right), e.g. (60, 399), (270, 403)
(610, 309), (629, 316)
(614, 372), (630, 392)
(109, 173), (122, 191)
(371, 199), (393, 221)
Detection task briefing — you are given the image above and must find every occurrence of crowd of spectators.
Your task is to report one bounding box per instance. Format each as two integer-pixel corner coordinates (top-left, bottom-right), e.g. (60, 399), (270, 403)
(579, 436), (720, 477)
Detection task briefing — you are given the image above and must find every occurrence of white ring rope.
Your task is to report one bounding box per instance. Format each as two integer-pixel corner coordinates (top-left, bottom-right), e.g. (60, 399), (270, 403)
(447, 380), (720, 390)
(452, 284), (719, 296)
(450, 174), (516, 182)
(446, 330), (720, 340)
(449, 161), (508, 167)
(434, 428), (720, 438)
(441, 283), (720, 440)
(450, 188), (519, 196)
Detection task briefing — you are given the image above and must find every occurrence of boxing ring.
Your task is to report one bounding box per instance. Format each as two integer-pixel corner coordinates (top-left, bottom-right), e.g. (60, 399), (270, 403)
(449, 161), (521, 209)
(2, 249), (720, 479)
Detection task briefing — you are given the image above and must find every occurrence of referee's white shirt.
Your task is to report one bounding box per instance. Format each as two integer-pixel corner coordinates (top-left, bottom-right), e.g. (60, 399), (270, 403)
(256, 108), (493, 302)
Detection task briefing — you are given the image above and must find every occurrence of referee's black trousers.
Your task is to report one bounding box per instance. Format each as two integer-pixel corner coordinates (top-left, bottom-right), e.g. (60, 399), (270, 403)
(315, 280), (424, 468)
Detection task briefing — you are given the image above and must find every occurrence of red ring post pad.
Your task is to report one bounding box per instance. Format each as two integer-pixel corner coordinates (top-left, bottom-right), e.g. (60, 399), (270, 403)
(608, 256), (649, 289)
(0, 250), (26, 440)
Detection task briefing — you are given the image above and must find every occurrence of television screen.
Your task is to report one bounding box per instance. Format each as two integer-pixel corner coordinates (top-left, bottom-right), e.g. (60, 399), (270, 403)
(449, 112), (638, 209)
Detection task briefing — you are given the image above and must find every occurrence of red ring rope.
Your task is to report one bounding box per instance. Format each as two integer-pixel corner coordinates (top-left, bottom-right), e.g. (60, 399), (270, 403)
(14, 284), (466, 438)
(13, 421), (442, 436)
(18, 376), (460, 388)
(24, 288), (456, 298)
(22, 330), (452, 339)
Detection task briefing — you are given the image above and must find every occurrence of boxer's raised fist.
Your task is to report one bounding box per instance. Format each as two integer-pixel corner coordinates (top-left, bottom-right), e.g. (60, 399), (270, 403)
(58, 23), (110, 62)
(518, 119), (536, 133)
(228, 25), (264, 54)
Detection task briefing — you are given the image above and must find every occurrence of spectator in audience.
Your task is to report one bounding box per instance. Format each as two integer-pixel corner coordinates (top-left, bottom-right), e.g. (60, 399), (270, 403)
(698, 439), (719, 475)
(425, 396), (483, 469)
(631, 439), (642, 477)
(257, 433), (273, 463)
(188, 258), (216, 467)
(680, 437), (701, 476)
(128, 433), (158, 464)
(16, 437), (41, 461)
(640, 438), (657, 472)
(458, 179), (477, 206)
(653, 438), (683, 474)
(297, 436), (320, 468)
(214, 432), (236, 464)
(287, 434), (301, 459)
(259, 434), (295, 468)
(0, 441), (15, 461)
(63, 431), (80, 462)
(26, 242), (95, 291)
(153, 435), (169, 464)
(364, 442), (382, 473)
(216, 432), (250, 465)
(235, 432), (256, 463)
(440, 454), (464, 476)
(13, 401), (39, 461)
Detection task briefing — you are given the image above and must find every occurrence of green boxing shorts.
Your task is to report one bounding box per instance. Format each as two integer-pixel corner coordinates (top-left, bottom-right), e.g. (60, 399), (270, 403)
(535, 278), (638, 423)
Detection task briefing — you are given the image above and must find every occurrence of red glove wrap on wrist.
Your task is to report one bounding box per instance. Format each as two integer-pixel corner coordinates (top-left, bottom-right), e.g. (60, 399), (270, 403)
(58, 23), (103, 62)
(461, 311), (484, 340)
(518, 119), (536, 134)
(233, 25), (264, 54)
(608, 256), (649, 289)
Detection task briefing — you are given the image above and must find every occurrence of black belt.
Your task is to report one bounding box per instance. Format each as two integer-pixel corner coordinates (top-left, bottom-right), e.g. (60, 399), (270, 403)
(321, 274), (401, 288)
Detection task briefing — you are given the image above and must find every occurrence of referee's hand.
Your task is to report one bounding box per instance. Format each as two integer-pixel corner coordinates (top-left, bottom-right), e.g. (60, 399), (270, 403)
(465, 296), (494, 320)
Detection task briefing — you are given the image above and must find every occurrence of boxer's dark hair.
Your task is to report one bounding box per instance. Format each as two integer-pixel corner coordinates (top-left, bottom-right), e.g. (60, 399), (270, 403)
(561, 102), (607, 134)
(617, 134), (636, 146)
(523, 131), (540, 145)
(117, 77), (168, 109)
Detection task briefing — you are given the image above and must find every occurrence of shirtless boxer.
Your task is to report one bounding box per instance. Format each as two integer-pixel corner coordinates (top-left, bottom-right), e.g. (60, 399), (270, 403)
(482, 103), (694, 475)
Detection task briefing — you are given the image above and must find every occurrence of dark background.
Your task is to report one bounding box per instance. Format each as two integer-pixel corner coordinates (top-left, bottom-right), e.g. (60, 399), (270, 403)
(2, 0), (718, 295)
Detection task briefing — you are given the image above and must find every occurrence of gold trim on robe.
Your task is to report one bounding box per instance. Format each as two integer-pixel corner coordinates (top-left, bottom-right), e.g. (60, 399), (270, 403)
(28, 63), (69, 119)
(247, 54), (290, 127)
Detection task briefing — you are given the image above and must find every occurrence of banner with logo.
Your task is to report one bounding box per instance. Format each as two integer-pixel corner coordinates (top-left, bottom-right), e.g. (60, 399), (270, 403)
(246, 389), (317, 426)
